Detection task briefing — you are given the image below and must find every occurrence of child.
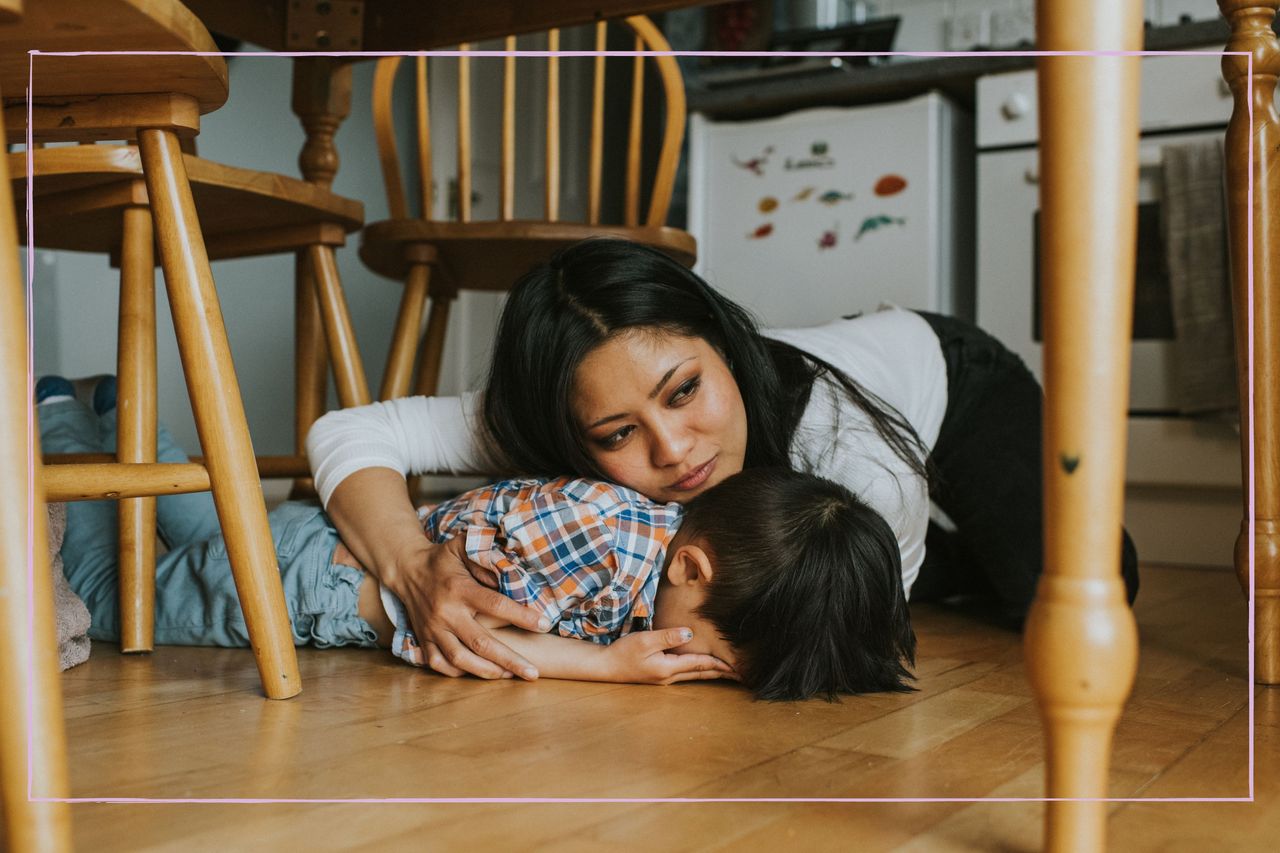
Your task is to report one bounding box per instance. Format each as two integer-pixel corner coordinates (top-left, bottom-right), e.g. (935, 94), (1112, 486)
(379, 466), (918, 701)
(38, 376), (915, 701)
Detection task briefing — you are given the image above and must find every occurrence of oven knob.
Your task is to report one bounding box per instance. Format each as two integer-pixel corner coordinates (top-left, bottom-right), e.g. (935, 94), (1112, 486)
(1001, 92), (1031, 120)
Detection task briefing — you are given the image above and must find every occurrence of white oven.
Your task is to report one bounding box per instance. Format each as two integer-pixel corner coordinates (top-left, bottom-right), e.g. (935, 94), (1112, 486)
(975, 52), (1243, 565)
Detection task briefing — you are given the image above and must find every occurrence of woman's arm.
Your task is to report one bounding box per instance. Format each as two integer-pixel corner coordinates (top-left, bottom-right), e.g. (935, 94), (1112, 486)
(310, 396), (550, 680)
(325, 466), (550, 680)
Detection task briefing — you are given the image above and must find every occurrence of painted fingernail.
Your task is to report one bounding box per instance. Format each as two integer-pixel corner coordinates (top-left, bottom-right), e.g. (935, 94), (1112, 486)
(681, 629), (693, 641)
(523, 667), (539, 680)
(537, 618), (552, 632)
(501, 671), (514, 679)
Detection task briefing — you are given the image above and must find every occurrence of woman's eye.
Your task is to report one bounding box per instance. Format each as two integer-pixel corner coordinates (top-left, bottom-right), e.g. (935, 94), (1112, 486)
(670, 376), (700, 404)
(599, 425), (634, 449)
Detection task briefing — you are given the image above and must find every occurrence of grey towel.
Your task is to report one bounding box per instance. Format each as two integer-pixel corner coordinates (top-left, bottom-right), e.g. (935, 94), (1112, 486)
(46, 502), (91, 670)
(1160, 139), (1240, 415)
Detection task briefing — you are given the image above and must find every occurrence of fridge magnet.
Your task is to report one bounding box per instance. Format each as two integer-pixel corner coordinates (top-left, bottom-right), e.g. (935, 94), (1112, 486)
(733, 145), (774, 176)
(874, 174), (908, 196)
(791, 186), (816, 202)
(817, 225), (839, 250)
(758, 196), (779, 213)
(784, 141), (835, 171)
(855, 215), (906, 240)
(748, 222), (774, 239)
(818, 189), (855, 206)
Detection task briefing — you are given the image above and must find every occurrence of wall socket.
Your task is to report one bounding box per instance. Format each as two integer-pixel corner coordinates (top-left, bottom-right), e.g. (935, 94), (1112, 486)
(945, 9), (990, 51)
(989, 7), (1036, 48)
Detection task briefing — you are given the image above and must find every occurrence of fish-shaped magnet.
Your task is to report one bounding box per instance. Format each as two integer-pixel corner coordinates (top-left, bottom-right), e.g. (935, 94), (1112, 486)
(818, 190), (854, 205)
(874, 174), (908, 196)
(818, 227), (838, 250)
(758, 196), (779, 213)
(855, 215), (906, 240)
(792, 186), (816, 201)
(733, 146), (774, 176)
(748, 223), (774, 239)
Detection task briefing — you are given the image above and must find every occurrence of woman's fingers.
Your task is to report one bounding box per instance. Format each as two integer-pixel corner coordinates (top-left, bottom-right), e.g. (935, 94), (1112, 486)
(462, 582), (551, 635)
(421, 640), (465, 677)
(430, 631), (513, 680)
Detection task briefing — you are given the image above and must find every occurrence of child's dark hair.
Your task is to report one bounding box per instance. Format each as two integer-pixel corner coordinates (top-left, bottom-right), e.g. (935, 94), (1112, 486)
(681, 467), (917, 701)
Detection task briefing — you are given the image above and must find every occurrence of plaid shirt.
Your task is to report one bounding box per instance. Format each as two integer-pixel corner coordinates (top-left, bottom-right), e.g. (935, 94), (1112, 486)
(419, 477), (685, 644)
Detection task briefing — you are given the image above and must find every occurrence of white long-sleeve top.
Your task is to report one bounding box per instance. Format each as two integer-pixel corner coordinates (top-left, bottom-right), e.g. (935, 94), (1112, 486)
(306, 306), (947, 593)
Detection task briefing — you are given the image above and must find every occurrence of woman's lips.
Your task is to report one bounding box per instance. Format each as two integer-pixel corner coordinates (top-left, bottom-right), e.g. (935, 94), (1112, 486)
(670, 456), (716, 492)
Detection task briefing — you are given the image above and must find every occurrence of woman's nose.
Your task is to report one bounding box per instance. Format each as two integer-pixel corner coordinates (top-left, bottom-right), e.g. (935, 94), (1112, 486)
(651, 423), (693, 468)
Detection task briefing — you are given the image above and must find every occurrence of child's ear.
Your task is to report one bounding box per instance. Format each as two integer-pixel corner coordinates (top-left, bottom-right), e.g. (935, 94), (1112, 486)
(666, 543), (715, 586)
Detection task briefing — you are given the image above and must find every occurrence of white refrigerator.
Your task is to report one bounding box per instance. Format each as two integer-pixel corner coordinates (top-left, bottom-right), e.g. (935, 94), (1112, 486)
(687, 92), (973, 327)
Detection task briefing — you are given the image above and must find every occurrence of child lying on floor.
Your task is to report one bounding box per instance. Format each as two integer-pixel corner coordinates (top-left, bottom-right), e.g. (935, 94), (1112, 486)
(39, 375), (915, 700)
(375, 466), (918, 700)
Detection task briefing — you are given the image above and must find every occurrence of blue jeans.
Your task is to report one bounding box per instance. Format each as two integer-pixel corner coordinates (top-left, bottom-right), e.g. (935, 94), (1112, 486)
(39, 399), (378, 649)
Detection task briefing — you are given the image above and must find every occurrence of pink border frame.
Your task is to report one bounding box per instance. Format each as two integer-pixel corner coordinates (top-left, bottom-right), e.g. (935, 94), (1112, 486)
(20, 44), (1254, 804)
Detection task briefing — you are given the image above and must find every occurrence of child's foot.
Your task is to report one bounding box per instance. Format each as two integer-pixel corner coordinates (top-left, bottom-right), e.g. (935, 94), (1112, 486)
(34, 375), (75, 405)
(71, 374), (117, 415)
(34, 374), (117, 415)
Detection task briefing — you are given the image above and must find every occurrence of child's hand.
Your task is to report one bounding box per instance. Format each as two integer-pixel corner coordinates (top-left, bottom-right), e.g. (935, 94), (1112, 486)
(605, 628), (737, 685)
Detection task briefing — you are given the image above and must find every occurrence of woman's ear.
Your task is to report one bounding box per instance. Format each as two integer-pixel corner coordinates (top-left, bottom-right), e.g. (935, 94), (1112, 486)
(665, 543), (715, 586)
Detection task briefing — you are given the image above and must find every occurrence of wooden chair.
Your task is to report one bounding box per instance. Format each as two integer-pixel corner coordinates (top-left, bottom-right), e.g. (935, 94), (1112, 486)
(361, 15), (696, 402)
(0, 0), (301, 699)
(11, 142), (372, 480)
(0, 4), (73, 846)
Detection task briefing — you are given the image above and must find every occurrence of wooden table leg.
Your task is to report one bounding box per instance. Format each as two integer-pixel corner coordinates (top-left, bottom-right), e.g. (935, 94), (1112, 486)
(136, 127), (301, 700)
(1024, 3), (1143, 850)
(1220, 0), (1280, 686)
(0, 115), (73, 850)
(117, 204), (158, 653)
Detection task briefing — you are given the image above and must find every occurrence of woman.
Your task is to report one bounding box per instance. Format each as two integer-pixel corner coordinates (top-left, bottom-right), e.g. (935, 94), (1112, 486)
(309, 238), (1139, 681)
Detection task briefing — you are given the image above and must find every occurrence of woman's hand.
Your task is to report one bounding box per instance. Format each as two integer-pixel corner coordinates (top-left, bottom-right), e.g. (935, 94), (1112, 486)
(323, 467), (549, 681)
(387, 535), (552, 681)
(604, 628), (738, 685)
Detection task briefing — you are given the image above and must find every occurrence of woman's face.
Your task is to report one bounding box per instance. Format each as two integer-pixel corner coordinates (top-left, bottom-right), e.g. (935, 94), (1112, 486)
(572, 330), (748, 504)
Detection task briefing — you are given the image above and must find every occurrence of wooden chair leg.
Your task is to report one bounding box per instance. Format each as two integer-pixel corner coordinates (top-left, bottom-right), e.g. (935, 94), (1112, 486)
(136, 127), (300, 700)
(379, 259), (431, 401)
(0, 106), (72, 849)
(1220, 0), (1280, 685)
(308, 243), (370, 408)
(413, 294), (454, 399)
(117, 204), (158, 653)
(1024, 4), (1143, 851)
(293, 248), (327, 498)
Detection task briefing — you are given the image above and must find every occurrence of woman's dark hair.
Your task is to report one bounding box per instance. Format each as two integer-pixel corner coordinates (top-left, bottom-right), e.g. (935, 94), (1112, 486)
(682, 467), (917, 701)
(482, 237), (930, 483)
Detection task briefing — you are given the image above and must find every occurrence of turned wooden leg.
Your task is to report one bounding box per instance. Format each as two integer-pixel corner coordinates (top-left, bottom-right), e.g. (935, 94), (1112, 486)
(0, 111), (72, 849)
(136, 127), (300, 700)
(293, 248), (327, 497)
(413, 293), (454, 399)
(117, 205), (158, 653)
(308, 243), (370, 408)
(1220, 0), (1280, 685)
(379, 258), (432, 401)
(1025, 3), (1143, 851)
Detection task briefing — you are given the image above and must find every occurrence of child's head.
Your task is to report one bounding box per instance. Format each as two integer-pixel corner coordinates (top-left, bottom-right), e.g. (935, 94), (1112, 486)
(652, 467), (917, 701)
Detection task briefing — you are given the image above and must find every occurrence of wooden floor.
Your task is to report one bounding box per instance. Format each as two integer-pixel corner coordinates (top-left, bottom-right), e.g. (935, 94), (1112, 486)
(50, 564), (1275, 851)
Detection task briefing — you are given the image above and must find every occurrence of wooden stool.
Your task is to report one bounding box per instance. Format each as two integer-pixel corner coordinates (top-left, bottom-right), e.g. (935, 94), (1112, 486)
(361, 16), (696, 402)
(1, 0), (300, 699)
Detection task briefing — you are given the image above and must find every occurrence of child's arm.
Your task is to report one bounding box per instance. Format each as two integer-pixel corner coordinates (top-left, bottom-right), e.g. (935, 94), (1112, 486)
(487, 626), (734, 685)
